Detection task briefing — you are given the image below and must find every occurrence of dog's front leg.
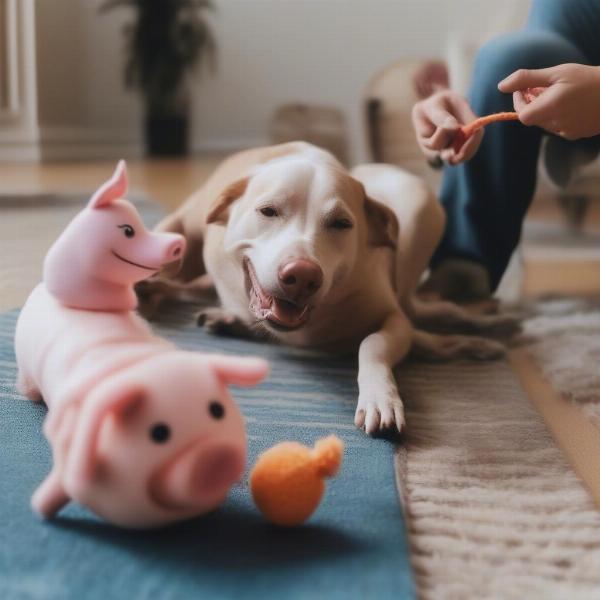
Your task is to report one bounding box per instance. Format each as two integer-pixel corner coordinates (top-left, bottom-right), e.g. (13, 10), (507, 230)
(355, 311), (413, 437)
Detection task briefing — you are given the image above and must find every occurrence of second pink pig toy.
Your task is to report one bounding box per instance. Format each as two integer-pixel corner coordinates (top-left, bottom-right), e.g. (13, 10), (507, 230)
(43, 160), (184, 311)
(14, 162), (268, 528)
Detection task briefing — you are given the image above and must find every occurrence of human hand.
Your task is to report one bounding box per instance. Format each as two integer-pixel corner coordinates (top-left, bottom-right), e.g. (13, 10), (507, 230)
(411, 90), (484, 165)
(498, 63), (600, 140)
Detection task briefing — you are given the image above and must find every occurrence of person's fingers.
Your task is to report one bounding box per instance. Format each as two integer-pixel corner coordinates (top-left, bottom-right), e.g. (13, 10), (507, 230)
(412, 106), (436, 138)
(512, 90), (529, 113)
(450, 129), (484, 164)
(498, 67), (559, 93)
(444, 94), (478, 125)
(413, 91), (478, 160)
(516, 85), (559, 127)
(443, 129), (483, 165)
(422, 112), (460, 152)
(412, 106), (443, 160)
(523, 86), (547, 103)
(440, 147), (454, 162)
(427, 106), (460, 129)
(424, 128), (454, 152)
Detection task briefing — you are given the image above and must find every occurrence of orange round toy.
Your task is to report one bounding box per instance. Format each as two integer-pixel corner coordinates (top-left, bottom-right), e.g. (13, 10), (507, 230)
(250, 435), (344, 526)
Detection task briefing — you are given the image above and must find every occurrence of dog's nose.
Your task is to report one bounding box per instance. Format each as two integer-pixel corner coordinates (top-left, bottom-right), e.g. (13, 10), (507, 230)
(278, 259), (323, 301)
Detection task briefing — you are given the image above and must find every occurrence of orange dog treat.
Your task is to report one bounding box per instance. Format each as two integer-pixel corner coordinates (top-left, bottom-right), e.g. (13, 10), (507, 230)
(452, 112), (519, 153)
(250, 435), (344, 526)
(451, 86), (546, 154)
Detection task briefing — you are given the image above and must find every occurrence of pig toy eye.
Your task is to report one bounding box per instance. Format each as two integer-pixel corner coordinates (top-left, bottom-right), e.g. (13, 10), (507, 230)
(150, 422), (171, 443)
(118, 224), (135, 238)
(209, 401), (225, 420)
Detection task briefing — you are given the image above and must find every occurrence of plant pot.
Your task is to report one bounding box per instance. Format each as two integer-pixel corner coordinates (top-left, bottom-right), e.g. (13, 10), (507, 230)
(145, 114), (189, 157)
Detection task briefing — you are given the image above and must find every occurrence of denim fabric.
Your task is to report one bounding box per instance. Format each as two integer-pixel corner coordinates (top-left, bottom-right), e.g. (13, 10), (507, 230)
(433, 0), (600, 289)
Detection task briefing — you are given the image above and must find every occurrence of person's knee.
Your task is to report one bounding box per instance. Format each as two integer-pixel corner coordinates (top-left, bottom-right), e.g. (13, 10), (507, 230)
(528, 0), (571, 33)
(476, 31), (581, 83)
(471, 31), (585, 111)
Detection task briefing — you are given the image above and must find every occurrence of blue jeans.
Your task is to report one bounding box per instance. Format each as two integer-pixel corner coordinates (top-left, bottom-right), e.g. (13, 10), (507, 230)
(432, 0), (600, 289)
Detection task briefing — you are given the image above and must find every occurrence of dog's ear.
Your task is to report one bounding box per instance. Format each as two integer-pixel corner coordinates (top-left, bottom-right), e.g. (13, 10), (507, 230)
(206, 177), (250, 225)
(364, 195), (399, 249)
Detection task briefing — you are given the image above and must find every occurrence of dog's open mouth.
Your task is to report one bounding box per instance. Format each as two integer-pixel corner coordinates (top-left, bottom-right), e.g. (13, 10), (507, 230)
(244, 258), (309, 331)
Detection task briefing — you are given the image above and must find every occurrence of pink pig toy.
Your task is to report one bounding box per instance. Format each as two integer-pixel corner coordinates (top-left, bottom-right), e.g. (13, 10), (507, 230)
(14, 163), (269, 528)
(43, 160), (185, 311)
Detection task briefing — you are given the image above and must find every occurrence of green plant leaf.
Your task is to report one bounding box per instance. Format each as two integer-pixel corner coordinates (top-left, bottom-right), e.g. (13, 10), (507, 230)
(99, 0), (217, 113)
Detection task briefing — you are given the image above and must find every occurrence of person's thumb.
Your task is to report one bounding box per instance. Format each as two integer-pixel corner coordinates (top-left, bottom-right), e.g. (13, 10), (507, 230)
(498, 67), (557, 93)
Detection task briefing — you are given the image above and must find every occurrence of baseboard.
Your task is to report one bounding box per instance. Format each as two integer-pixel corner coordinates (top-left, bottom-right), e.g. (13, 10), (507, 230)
(510, 348), (600, 510)
(0, 140), (40, 162)
(30, 127), (267, 161)
(1, 125), (267, 162)
(191, 135), (269, 154)
(39, 126), (143, 161)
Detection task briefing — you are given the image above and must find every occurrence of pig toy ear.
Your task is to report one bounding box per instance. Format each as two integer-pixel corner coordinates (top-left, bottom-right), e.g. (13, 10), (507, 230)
(66, 382), (146, 488)
(209, 355), (269, 387)
(88, 160), (128, 209)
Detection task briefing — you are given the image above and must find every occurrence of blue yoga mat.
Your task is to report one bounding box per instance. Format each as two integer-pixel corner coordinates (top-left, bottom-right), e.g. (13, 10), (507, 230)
(0, 307), (415, 600)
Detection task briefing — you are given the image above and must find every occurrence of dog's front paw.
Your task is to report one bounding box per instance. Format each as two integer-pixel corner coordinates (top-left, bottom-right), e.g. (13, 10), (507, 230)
(355, 376), (405, 438)
(135, 278), (179, 319)
(196, 307), (253, 338)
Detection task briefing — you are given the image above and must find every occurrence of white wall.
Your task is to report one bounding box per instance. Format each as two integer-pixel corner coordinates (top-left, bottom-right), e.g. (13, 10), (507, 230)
(0, 0), (39, 161)
(34, 0), (528, 163)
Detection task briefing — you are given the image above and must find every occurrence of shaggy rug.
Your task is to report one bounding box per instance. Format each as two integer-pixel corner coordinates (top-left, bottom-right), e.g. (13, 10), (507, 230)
(395, 358), (600, 600)
(521, 297), (600, 427)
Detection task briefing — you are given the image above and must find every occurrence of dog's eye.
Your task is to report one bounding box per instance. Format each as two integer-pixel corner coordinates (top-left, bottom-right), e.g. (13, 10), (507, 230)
(328, 218), (353, 230)
(259, 207), (278, 218)
(149, 422), (171, 444)
(118, 224), (135, 238)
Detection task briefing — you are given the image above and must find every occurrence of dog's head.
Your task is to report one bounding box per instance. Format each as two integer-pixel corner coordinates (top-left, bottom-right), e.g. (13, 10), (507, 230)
(206, 154), (397, 338)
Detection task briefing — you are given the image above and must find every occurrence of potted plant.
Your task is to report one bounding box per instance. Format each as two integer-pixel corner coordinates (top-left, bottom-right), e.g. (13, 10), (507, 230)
(100, 0), (216, 156)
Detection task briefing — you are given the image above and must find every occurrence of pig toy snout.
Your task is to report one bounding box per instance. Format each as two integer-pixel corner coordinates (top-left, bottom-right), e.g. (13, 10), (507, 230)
(164, 236), (184, 263)
(150, 439), (246, 511)
(143, 232), (185, 268)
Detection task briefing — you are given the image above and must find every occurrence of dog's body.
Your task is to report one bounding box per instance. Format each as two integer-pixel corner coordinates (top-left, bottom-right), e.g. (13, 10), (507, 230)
(139, 142), (516, 435)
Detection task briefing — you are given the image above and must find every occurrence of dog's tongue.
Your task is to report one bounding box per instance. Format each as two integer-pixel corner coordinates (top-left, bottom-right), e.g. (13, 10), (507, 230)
(247, 262), (309, 328)
(270, 297), (306, 327)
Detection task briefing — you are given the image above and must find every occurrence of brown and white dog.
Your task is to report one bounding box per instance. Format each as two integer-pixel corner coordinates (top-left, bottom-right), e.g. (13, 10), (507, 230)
(138, 142), (517, 436)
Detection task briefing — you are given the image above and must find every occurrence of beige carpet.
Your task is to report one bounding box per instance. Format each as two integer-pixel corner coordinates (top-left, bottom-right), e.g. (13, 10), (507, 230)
(3, 195), (600, 598)
(396, 359), (600, 599)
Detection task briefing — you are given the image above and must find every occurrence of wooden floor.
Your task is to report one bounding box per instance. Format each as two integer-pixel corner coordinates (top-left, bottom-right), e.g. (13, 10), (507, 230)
(0, 157), (225, 211)
(2, 156), (600, 507)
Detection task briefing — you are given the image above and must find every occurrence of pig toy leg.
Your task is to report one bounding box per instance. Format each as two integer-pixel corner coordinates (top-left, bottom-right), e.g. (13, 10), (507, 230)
(32, 404), (77, 518)
(16, 369), (42, 402)
(31, 469), (70, 518)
